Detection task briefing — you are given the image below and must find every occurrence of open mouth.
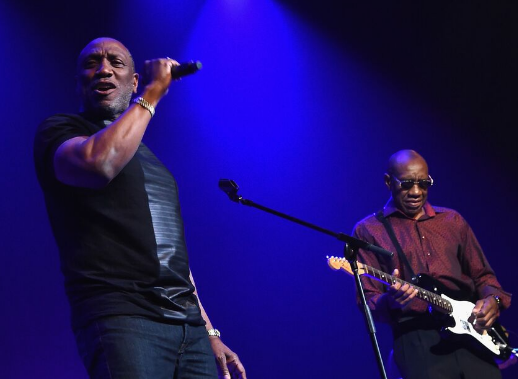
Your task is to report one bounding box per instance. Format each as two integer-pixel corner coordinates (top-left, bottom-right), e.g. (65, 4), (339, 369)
(92, 82), (116, 95)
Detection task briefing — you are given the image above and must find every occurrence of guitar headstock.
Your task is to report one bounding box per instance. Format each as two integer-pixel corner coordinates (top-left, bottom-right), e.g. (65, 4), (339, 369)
(327, 256), (358, 276)
(327, 256), (370, 277)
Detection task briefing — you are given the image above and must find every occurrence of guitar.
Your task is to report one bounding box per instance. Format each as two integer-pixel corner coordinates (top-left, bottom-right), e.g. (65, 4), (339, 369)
(327, 256), (512, 361)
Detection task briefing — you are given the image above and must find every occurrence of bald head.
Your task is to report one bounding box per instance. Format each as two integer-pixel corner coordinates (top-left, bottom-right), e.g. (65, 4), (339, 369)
(386, 150), (428, 176)
(75, 37), (139, 120)
(384, 150), (431, 219)
(77, 37), (135, 74)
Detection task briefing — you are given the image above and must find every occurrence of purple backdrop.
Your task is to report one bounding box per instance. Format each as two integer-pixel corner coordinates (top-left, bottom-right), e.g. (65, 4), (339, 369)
(1, 1), (516, 378)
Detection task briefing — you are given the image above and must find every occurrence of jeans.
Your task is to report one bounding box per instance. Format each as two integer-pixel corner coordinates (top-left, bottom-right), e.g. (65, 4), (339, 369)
(74, 316), (218, 379)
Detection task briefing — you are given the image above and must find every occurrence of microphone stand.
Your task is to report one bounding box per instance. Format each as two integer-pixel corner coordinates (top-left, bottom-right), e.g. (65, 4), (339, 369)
(219, 179), (392, 379)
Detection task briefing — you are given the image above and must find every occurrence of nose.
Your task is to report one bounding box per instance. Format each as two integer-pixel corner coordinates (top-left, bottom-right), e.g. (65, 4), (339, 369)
(408, 183), (422, 196)
(96, 58), (112, 76)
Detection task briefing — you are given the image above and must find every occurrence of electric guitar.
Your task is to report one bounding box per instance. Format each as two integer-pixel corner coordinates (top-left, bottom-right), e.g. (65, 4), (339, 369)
(326, 256), (512, 361)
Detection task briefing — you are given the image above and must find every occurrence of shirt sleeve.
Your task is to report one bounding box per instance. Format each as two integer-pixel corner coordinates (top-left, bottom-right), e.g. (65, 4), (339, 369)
(353, 221), (399, 324)
(457, 214), (512, 310)
(34, 114), (92, 184)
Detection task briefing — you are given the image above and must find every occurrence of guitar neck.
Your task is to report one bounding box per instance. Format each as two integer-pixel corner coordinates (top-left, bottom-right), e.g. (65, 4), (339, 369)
(360, 263), (453, 313)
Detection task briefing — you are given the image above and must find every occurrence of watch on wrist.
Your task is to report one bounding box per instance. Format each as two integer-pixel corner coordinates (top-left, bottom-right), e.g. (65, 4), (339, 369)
(491, 294), (502, 308)
(207, 328), (221, 338)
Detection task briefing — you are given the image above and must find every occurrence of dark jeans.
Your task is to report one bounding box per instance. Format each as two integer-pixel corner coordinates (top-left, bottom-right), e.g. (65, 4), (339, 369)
(393, 328), (501, 379)
(74, 316), (218, 379)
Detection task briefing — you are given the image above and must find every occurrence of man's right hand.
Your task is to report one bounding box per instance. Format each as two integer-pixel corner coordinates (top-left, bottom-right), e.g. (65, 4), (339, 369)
(140, 58), (179, 104)
(386, 269), (418, 309)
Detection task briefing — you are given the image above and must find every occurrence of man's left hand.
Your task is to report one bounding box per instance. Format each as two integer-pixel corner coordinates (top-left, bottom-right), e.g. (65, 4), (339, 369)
(209, 337), (247, 379)
(472, 296), (500, 332)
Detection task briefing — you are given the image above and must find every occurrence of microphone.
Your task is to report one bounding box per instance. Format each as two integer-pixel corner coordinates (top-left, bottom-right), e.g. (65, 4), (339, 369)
(219, 179), (242, 203)
(171, 61), (202, 79)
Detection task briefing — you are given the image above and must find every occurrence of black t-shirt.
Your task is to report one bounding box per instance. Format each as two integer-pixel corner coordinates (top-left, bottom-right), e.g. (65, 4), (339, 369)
(34, 113), (204, 330)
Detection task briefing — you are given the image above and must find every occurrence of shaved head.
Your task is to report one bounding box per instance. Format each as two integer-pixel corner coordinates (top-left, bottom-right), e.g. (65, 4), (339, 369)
(77, 37), (135, 74)
(386, 150), (427, 176)
(384, 149), (430, 219)
(76, 37), (139, 120)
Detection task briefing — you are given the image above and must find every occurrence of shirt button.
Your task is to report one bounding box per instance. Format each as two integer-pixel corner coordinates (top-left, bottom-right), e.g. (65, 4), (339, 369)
(422, 236), (425, 239)
(427, 253), (430, 256)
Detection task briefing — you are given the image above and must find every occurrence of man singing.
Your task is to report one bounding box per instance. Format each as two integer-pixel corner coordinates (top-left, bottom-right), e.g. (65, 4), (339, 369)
(34, 37), (246, 379)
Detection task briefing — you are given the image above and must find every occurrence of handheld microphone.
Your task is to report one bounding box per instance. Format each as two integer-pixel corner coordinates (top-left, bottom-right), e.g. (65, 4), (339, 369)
(171, 61), (202, 79)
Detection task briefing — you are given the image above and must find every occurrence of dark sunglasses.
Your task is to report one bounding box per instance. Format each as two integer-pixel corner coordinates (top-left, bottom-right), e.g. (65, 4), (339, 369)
(392, 175), (434, 190)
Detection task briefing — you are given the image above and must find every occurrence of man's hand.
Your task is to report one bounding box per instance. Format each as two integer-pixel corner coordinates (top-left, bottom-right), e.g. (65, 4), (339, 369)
(209, 337), (246, 379)
(386, 269), (418, 309)
(141, 58), (178, 101)
(472, 296), (500, 332)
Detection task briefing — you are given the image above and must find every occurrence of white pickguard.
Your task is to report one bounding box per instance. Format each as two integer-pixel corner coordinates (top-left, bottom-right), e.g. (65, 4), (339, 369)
(441, 294), (500, 355)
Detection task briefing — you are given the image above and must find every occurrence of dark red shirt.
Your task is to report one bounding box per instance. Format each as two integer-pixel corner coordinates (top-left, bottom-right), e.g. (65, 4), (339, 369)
(353, 199), (511, 325)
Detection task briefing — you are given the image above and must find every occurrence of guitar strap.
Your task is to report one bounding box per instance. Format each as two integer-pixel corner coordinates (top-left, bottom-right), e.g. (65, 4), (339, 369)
(375, 210), (416, 280)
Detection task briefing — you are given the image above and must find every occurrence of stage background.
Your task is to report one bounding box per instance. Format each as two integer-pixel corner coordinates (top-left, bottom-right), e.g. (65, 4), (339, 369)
(0, 1), (516, 378)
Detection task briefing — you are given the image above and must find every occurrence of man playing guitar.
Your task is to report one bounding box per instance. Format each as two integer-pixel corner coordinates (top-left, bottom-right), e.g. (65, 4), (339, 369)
(351, 149), (512, 379)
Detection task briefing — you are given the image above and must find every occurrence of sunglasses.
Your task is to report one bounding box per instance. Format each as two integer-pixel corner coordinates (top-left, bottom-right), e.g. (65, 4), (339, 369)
(392, 175), (434, 190)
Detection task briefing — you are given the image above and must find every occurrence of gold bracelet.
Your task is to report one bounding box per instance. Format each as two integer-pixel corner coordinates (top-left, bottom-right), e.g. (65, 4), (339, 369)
(133, 96), (155, 117)
(207, 328), (221, 337)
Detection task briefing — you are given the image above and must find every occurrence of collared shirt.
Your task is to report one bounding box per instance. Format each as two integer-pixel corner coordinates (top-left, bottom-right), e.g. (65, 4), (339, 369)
(352, 199), (511, 325)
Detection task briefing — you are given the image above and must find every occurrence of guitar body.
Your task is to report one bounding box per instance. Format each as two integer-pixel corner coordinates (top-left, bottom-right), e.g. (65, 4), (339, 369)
(441, 294), (504, 356)
(412, 273), (510, 360)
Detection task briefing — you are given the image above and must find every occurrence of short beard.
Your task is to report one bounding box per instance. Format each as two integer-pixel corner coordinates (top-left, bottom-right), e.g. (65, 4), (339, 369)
(82, 84), (134, 121)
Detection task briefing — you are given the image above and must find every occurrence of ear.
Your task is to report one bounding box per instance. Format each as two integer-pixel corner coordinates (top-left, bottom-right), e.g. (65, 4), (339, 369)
(133, 73), (139, 94)
(384, 173), (391, 190)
